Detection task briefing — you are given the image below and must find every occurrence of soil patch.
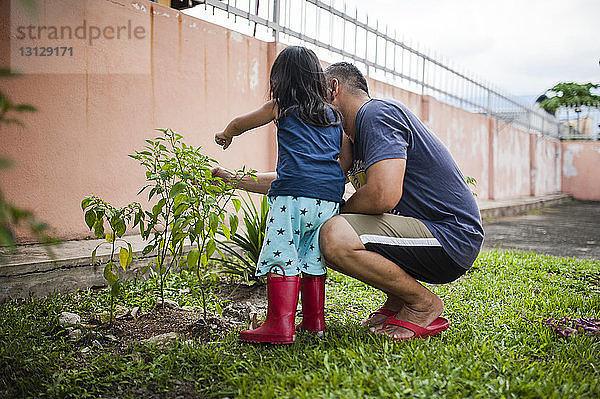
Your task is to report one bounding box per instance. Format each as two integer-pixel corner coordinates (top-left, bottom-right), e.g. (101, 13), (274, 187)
(78, 282), (268, 354)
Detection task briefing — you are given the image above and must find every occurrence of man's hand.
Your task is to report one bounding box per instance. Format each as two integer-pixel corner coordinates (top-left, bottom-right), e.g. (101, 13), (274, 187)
(215, 131), (233, 150)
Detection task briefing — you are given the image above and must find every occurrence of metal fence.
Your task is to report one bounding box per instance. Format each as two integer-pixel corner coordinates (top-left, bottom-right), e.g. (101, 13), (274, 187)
(189, 0), (560, 137)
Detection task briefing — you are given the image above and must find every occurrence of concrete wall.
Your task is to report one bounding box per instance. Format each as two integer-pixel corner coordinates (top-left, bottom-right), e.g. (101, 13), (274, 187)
(367, 83), (563, 200)
(562, 141), (600, 201)
(1, 0), (277, 241)
(533, 135), (561, 197)
(0, 0), (594, 243)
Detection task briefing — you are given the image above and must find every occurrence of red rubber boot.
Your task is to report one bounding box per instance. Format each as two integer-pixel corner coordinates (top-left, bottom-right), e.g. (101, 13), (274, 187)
(296, 274), (326, 337)
(239, 266), (300, 344)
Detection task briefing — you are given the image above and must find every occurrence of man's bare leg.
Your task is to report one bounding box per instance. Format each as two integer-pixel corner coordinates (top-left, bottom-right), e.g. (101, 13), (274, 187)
(320, 215), (444, 339)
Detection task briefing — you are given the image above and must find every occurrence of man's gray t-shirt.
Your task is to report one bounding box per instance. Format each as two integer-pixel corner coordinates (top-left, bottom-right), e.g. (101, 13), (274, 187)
(347, 98), (484, 269)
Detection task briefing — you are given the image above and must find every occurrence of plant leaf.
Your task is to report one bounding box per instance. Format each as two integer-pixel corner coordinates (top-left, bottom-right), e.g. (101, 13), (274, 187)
(206, 239), (217, 258)
(119, 247), (129, 271)
(169, 181), (187, 198)
(104, 262), (118, 286)
(229, 214), (238, 236)
(232, 198), (241, 212)
(187, 249), (200, 269)
(127, 242), (134, 266)
(105, 232), (114, 243)
(81, 197), (93, 211)
(85, 209), (96, 229)
(93, 220), (104, 238)
(221, 223), (231, 240)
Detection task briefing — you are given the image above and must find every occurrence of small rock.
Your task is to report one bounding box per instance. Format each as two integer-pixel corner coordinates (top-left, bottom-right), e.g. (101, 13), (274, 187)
(155, 299), (179, 310)
(181, 305), (200, 312)
(142, 332), (179, 346)
(81, 346), (91, 354)
(68, 328), (83, 341)
(91, 312), (111, 324)
(105, 334), (118, 342)
(131, 306), (141, 320)
(59, 311), (81, 327)
(179, 288), (190, 294)
(115, 304), (129, 317)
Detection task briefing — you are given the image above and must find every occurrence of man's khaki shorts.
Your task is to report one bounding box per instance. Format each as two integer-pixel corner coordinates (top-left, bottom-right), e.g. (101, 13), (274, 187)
(340, 213), (466, 284)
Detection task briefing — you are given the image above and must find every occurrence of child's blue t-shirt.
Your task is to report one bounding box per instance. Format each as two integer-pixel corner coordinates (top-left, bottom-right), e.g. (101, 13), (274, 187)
(348, 99), (484, 269)
(267, 109), (345, 203)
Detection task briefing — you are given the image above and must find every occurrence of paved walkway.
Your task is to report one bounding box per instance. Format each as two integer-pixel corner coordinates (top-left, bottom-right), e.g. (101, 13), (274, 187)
(483, 200), (600, 260)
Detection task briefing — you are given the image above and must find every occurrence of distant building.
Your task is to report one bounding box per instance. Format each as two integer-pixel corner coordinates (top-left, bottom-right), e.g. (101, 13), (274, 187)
(560, 117), (596, 139)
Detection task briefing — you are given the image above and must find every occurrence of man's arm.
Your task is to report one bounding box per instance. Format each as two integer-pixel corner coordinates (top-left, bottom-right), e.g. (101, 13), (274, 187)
(341, 158), (406, 214)
(215, 100), (277, 149)
(212, 167), (276, 195)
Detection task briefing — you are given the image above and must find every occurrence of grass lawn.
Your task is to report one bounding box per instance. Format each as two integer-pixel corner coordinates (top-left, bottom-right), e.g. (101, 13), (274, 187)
(1, 249), (599, 398)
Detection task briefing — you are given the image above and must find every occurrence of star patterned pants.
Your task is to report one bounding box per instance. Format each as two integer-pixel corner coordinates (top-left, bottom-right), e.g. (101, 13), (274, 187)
(255, 195), (340, 277)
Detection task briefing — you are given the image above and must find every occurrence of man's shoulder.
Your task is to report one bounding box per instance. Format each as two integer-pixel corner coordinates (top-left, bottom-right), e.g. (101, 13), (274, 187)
(357, 98), (412, 133)
(359, 98), (410, 120)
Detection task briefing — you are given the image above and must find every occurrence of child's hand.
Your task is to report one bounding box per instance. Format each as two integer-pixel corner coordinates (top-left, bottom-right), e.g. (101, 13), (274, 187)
(215, 131), (233, 150)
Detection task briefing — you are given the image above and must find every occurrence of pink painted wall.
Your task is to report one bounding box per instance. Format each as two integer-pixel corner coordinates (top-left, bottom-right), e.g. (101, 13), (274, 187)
(1, 0), (588, 244)
(533, 135), (561, 196)
(491, 124), (532, 199)
(421, 97), (490, 198)
(1, 0), (277, 242)
(562, 141), (600, 201)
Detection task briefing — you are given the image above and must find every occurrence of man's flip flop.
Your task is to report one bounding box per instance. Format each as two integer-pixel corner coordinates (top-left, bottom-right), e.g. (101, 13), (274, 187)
(361, 307), (397, 326)
(380, 316), (450, 340)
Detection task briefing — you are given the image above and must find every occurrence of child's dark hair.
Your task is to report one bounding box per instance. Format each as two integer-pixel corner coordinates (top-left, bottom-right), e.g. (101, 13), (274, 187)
(269, 46), (340, 127)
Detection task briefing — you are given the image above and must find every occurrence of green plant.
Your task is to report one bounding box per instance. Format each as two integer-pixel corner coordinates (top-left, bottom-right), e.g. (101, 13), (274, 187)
(129, 129), (253, 318)
(81, 195), (142, 325)
(216, 193), (269, 284)
(465, 175), (478, 196)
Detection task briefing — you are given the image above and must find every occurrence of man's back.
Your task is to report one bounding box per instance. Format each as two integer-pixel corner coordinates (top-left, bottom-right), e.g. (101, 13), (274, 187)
(348, 98), (484, 268)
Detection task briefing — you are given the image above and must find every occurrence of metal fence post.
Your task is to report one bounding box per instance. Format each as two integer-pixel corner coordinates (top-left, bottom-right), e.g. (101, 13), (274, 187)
(421, 55), (426, 96)
(272, 0), (280, 41)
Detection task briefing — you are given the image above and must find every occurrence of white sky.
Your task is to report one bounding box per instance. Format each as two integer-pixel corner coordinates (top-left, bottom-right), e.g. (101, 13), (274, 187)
(340, 0), (600, 96)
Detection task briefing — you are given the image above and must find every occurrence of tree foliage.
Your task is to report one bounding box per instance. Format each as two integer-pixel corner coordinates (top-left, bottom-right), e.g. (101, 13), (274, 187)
(539, 82), (600, 114)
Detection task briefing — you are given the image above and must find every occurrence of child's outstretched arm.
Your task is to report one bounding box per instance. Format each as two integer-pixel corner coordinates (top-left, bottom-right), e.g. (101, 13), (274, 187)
(215, 100), (277, 150)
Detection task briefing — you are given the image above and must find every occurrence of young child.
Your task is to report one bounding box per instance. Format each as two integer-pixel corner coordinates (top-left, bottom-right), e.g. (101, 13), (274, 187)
(215, 46), (348, 344)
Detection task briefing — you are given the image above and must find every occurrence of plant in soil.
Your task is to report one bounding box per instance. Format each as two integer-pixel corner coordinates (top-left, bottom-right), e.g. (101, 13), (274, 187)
(129, 129), (254, 318)
(81, 196), (142, 325)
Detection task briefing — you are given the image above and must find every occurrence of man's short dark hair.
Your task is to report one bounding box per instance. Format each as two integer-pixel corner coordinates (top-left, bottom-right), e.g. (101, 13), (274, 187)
(324, 62), (369, 96)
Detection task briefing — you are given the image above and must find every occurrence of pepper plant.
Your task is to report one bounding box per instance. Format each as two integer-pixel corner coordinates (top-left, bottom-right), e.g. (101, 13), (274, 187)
(81, 195), (142, 325)
(129, 129), (253, 318)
